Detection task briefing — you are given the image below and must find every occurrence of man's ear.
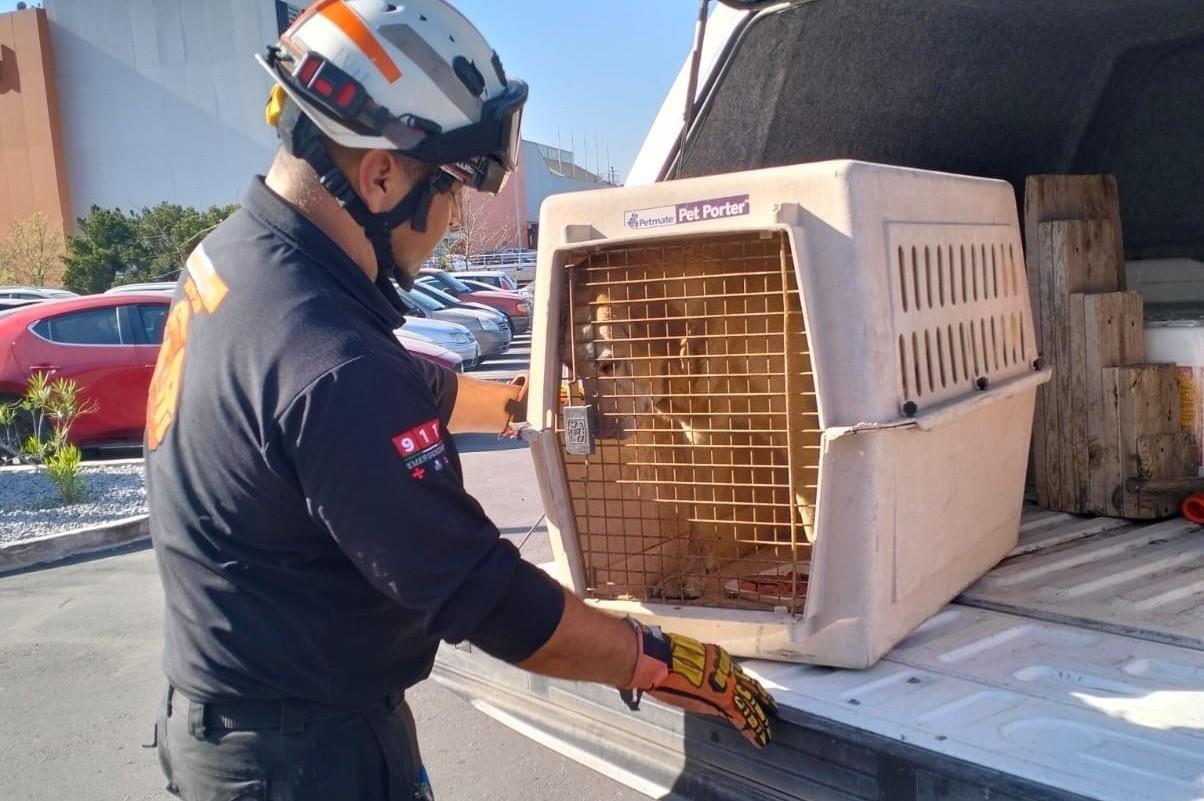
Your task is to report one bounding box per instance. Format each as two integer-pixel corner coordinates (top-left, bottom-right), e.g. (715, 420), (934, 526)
(355, 149), (404, 214)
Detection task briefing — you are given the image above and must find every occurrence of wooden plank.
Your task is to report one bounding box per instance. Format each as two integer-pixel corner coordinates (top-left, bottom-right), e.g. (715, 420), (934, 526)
(1102, 367), (1126, 515)
(1084, 293), (1144, 515)
(1036, 223), (1064, 508)
(1024, 176), (1126, 353)
(1043, 219), (1123, 296)
(1120, 292), (1145, 365)
(1136, 433), (1196, 483)
(1066, 293), (1088, 511)
(1112, 364), (1183, 518)
(1031, 220), (1127, 512)
(1024, 176), (1125, 502)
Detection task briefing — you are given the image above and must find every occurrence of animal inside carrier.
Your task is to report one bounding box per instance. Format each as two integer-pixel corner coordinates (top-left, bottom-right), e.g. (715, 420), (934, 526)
(526, 161), (1050, 668)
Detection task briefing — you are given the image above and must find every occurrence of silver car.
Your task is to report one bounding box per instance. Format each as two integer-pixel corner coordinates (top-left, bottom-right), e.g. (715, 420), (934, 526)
(394, 316), (480, 370)
(399, 287), (511, 359)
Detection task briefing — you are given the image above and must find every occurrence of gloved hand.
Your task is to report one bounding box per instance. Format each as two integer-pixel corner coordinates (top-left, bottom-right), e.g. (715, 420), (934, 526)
(620, 619), (776, 748)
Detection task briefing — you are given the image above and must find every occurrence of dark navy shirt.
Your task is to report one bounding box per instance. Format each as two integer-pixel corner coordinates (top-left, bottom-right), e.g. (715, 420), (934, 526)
(145, 178), (564, 705)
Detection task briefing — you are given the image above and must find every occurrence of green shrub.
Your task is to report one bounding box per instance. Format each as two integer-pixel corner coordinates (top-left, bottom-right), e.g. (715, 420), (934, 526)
(0, 373), (97, 503)
(45, 445), (85, 505)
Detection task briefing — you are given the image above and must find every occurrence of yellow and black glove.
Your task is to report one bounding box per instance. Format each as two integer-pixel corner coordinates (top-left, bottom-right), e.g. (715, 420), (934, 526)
(620, 620), (776, 748)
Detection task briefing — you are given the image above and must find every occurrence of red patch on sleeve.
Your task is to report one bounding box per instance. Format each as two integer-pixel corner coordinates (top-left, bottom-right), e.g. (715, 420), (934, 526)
(393, 420), (448, 480)
(393, 419), (442, 457)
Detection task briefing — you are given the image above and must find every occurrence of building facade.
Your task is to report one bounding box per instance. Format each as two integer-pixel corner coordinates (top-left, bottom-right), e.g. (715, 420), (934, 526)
(0, 7), (72, 237)
(0, 0), (604, 256)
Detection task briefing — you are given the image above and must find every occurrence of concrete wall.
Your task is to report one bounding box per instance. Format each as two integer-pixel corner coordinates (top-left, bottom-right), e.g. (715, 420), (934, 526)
(465, 140), (602, 251)
(520, 141), (600, 222)
(44, 0), (281, 221)
(0, 8), (72, 236)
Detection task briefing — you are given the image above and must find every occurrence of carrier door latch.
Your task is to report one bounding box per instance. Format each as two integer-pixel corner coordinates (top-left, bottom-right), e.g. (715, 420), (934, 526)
(562, 405), (597, 456)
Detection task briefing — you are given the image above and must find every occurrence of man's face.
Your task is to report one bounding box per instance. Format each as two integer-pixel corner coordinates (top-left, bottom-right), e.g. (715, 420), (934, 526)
(392, 177), (465, 279)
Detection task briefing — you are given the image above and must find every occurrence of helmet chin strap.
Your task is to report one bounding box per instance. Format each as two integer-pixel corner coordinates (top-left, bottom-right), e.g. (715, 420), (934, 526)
(277, 101), (455, 312)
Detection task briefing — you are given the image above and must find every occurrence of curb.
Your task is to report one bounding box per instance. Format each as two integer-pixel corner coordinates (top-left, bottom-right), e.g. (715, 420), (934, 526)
(0, 457), (145, 474)
(0, 515), (150, 575)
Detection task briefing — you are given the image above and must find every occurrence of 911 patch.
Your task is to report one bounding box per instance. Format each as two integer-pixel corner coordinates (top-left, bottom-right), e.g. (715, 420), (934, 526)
(393, 419), (447, 480)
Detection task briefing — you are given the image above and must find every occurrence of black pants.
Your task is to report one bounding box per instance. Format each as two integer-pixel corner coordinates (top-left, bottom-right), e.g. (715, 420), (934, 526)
(155, 686), (433, 801)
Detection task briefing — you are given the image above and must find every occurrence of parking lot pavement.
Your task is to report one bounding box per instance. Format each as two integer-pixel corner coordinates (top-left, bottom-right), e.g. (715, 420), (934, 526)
(0, 438), (645, 801)
(472, 331), (531, 383)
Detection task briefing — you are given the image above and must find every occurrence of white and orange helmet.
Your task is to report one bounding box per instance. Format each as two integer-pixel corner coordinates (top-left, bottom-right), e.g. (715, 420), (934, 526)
(258, 0), (527, 195)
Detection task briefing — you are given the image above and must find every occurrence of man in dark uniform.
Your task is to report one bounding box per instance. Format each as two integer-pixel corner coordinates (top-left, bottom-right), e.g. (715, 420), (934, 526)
(147, 2), (775, 798)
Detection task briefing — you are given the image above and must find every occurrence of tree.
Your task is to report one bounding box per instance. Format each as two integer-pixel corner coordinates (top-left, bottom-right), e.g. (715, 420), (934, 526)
(62, 203), (239, 293)
(0, 212), (67, 287)
(62, 206), (139, 294)
(449, 194), (516, 264)
(128, 202), (239, 283)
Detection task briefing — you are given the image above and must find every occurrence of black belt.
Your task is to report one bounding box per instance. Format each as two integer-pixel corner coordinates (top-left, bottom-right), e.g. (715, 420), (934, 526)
(167, 685), (405, 739)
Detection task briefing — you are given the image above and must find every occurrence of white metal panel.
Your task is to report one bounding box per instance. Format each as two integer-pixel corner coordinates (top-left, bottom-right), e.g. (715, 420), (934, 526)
(963, 515), (1204, 649)
(745, 605), (1204, 801)
(1010, 508), (1131, 557)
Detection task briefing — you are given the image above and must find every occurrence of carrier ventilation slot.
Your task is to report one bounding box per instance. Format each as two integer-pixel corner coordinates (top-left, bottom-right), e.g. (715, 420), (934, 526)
(891, 230), (1030, 409)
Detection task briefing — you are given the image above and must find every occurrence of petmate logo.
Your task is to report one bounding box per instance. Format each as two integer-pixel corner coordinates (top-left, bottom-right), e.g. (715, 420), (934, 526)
(624, 194), (751, 230)
(625, 205), (678, 230)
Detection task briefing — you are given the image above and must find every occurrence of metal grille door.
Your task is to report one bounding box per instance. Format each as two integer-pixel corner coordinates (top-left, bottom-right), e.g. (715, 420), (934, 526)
(559, 232), (817, 610)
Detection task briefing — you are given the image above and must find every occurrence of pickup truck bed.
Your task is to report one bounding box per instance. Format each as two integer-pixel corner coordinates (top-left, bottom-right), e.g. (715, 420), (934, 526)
(433, 508), (1204, 801)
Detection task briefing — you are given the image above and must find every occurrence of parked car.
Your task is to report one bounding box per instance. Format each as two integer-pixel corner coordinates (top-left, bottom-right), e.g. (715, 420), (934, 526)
(0, 286), (78, 301)
(105, 281), (176, 295)
(410, 281), (514, 332)
(0, 294), (170, 448)
(393, 316), (480, 370)
(396, 288), (511, 359)
(460, 278), (535, 311)
(466, 250), (537, 285)
(417, 268), (531, 333)
(450, 270), (519, 292)
(0, 298), (46, 312)
(396, 335), (464, 373)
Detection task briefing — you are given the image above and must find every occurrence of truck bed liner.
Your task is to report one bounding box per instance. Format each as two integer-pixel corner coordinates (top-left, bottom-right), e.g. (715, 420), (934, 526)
(962, 508), (1204, 649)
(433, 509), (1204, 801)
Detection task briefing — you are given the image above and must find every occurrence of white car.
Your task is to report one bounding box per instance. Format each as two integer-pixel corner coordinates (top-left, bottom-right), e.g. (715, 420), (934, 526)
(451, 270), (518, 292)
(105, 282), (176, 295)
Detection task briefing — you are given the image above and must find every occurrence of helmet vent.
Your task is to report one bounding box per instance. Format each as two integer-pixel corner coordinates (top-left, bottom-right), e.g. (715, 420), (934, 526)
(453, 56), (486, 98)
(491, 51), (507, 84)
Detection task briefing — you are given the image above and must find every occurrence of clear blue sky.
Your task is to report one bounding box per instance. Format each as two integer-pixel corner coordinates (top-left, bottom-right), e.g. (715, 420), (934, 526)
(454, 0), (700, 181)
(1, 0), (702, 181)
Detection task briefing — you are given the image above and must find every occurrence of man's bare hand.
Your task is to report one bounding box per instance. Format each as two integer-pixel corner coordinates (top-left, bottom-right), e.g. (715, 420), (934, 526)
(448, 373), (527, 435)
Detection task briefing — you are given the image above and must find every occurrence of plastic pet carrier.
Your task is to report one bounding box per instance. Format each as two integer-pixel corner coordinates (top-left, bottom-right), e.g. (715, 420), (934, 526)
(525, 161), (1049, 667)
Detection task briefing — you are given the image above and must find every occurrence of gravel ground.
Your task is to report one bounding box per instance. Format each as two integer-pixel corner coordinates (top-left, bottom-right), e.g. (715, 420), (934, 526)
(0, 464), (146, 544)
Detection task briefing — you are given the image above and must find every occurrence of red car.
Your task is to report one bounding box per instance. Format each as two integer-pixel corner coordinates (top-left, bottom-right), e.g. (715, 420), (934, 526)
(0, 294), (171, 448)
(418, 268), (531, 333)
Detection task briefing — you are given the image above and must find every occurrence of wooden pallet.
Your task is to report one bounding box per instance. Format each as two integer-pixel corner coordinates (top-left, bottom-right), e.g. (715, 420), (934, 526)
(1026, 175), (1204, 518)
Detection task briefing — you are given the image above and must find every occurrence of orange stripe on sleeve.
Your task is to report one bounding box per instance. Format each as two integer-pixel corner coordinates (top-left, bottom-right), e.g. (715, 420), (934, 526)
(319, 1), (403, 83)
